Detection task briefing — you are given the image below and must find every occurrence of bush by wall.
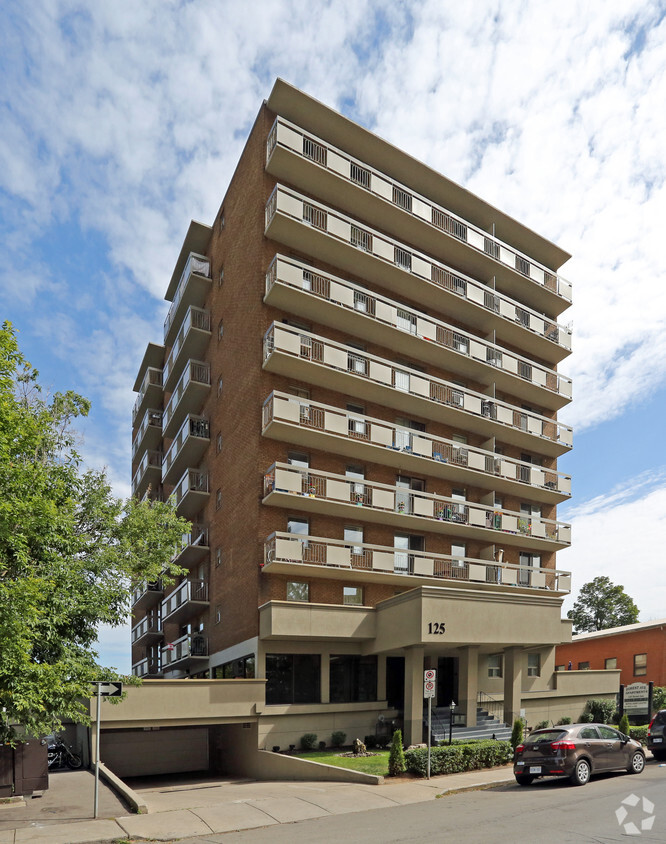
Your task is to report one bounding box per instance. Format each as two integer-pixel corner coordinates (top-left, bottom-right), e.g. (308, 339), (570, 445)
(580, 698), (616, 724)
(300, 733), (318, 751)
(629, 725), (648, 745)
(331, 731), (346, 748)
(405, 740), (512, 777)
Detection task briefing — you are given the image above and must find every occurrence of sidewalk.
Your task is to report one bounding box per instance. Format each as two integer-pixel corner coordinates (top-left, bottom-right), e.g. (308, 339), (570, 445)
(0, 766), (515, 844)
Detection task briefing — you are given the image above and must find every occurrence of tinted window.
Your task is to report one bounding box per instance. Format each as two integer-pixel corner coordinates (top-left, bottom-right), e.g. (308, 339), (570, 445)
(578, 726), (600, 739)
(598, 725), (621, 740)
(525, 730), (566, 745)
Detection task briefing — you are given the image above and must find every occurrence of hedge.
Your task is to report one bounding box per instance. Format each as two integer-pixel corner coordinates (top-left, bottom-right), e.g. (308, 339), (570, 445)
(629, 726), (648, 745)
(405, 740), (512, 777)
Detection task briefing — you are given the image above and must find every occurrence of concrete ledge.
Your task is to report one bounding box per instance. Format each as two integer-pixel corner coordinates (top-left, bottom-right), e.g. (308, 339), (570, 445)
(98, 761), (148, 814)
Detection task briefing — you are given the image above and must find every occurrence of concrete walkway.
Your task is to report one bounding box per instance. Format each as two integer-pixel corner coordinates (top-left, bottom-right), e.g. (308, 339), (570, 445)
(0, 767), (515, 843)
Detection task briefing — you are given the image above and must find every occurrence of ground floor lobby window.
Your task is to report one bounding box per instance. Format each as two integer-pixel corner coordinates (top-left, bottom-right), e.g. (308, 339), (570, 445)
(330, 655), (377, 703)
(266, 653), (321, 704)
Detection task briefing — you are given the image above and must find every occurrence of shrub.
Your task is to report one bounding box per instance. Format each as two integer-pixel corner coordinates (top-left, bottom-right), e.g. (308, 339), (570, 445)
(510, 719), (525, 749)
(405, 740), (512, 777)
(618, 713), (630, 736)
(331, 731), (346, 748)
(652, 686), (666, 712)
(533, 720), (550, 731)
(388, 729), (406, 776)
(364, 735), (378, 749)
(300, 733), (318, 751)
(581, 698), (616, 724)
(556, 716), (572, 725)
(629, 725), (648, 745)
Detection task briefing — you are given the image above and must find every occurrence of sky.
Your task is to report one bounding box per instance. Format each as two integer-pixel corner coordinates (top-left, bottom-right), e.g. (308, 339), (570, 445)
(2, 0), (666, 673)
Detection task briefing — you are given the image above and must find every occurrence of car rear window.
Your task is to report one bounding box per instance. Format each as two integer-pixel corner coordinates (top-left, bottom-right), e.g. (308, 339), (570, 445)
(524, 730), (566, 746)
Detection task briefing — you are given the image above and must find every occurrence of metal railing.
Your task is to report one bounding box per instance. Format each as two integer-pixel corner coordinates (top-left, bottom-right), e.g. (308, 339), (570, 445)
(162, 415), (210, 479)
(162, 360), (210, 433)
(266, 117), (573, 304)
(131, 449), (162, 495)
(477, 691), (504, 721)
(131, 613), (162, 643)
(163, 306), (211, 385)
(263, 323), (572, 449)
(162, 578), (209, 619)
(164, 253), (211, 339)
(161, 633), (208, 667)
(132, 368), (163, 423)
(264, 532), (571, 591)
(132, 408), (162, 459)
(171, 469), (209, 509)
(131, 579), (163, 606)
(265, 255), (571, 399)
(173, 523), (209, 561)
(132, 657), (162, 678)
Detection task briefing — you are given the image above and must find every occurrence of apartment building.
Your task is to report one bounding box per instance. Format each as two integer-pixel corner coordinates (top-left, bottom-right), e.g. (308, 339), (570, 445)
(130, 78), (575, 749)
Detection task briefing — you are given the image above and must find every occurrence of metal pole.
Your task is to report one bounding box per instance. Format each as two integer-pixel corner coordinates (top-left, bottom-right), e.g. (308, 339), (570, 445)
(94, 684), (100, 819)
(427, 696), (432, 780)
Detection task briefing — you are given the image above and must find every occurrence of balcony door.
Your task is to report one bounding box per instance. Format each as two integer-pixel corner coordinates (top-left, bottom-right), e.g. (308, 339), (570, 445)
(394, 533), (424, 574)
(396, 475), (424, 515)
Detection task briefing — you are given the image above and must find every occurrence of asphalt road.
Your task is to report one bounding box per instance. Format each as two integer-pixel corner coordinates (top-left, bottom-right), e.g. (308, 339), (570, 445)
(180, 761), (666, 843)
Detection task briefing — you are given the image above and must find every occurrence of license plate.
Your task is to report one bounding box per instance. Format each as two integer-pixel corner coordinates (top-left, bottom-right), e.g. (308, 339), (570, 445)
(529, 766), (542, 774)
(654, 738), (663, 743)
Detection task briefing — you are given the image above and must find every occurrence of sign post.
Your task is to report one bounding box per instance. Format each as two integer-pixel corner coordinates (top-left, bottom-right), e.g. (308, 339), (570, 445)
(424, 670), (436, 780)
(92, 681), (122, 818)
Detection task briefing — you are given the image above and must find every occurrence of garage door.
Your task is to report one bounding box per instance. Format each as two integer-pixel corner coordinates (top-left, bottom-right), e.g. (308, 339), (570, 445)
(101, 727), (209, 777)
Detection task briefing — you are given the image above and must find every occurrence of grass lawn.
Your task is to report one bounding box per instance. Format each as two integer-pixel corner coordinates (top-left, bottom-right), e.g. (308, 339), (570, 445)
(297, 749), (390, 776)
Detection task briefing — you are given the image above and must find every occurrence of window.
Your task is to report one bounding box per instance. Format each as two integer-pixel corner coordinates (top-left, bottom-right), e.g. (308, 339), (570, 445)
(215, 489), (222, 510)
(215, 605), (222, 624)
(287, 451), (309, 468)
(219, 210), (225, 231)
(343, 586), (363, 605)
(527, 653), (541, 677)
(344, 526), (363, 555)
(488, 654), (502, 678)
(394, 369), (410, 392)
(634, 653), (647, 676)
(605, 657), (617, 670)
(555, 664), (565, 672)
(266, 653), (320, 704)
(287, 517), (309, 537)
(346, 465), (365, 500)
(290, 386), (310, 400)
(219, 267), (224, 286)
(451, 542), (466, 565)
(286, 581), (309, 602)
(451, 488), (466, 501)
(215, 547), (222, 567)
(330, 655), (377, 702)
(218, 319), (224, 340)
(215, 654), (256, 679)
(216, 432), (223, 453)
(577, 661), (590, 670)
(217, 376), (223, 396)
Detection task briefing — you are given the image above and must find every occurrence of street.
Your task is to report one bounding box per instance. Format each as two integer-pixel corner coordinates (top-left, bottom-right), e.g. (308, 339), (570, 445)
(183, 762), (665, 844)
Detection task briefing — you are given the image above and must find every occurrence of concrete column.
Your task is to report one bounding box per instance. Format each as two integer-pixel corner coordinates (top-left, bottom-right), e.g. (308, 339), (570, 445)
(458, 646), (479, 727)
(403, 646), (425, 746)
(320, 651), (330, 704)
(503, 647), (523, 725)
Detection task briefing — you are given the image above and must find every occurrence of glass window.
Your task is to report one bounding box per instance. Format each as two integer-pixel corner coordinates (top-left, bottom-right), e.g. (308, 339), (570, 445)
(343, 586), (363, 605)
(451, 542), (466, 565)
(329, 655), (377, 702)
(286, 581), (309, 602)
(216, 489), (222, 510)
(216, 432), (223, 453)
(287, 451), (309, 468)
(634, 653), (647, 676)
(605, 657), (617, 670)
(578, 661), (590, 670)
(344, 526), (363, 554)
(266, 654), (320, 704)
(218, 319), (224, 340)
(215, 547), (222, 567)
(488, 654), (502, 678)
(527, 653), (541, 677)
(215, 605), (222, 624)
(287, 517), (309, 536)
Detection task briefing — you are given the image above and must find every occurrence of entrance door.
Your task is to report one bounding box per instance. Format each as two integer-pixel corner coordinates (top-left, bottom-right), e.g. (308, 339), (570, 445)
(386, 656), (405, 709)
(437, 657), (459, 707)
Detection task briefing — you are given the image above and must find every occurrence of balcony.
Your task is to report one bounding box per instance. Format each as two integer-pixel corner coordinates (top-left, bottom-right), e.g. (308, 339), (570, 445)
(162, 415), (210, 485)
(173, 523), (209, 567)
(171, 468), (209, 518)
(163, 307), (212, 391)
(263, 463), (571, 552)
(132, 367), (163, 425)
(162, 633), (208, 671)
(163, 253), (211, 346)
(132, 408), (163, 461)
(131, 579), (164, 612)
(131, 657), (163, 679)
(265, 186), (572, 351)
(265, 255), (571, 410)
(263, 323), (572, 457)
(266, 117), (572, 315)
(162, 360), (210, 439)
(131, 449), (162, 498)
(162, 578), (209, 626)
(262, 392), (571, 504)
(264, 532), (571, 594)
(131, 614), (163, 646)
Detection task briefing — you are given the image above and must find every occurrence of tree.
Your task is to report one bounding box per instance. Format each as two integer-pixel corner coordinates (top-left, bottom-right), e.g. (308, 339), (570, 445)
(0, 322), (190, 742)
(566, 576), (639, 633)
(388, 728), (406, 776)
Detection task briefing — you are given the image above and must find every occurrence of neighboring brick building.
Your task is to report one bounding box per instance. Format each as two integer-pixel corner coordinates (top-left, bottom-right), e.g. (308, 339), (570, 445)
(130, 78), (577, 749)
(556, 619), (666, 687)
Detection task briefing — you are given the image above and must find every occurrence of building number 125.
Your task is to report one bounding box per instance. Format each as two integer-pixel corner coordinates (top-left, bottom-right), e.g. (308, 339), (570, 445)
(427, 622), (446, 635)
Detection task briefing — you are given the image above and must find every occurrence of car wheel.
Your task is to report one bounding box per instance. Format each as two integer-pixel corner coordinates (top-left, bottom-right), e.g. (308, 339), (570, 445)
(515, 774), (534, 786)
(570, 758), (591, 786)
(628, 751), (645, 774)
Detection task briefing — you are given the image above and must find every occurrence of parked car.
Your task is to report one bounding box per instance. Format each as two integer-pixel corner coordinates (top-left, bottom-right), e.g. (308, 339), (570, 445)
(647, 709), (666, 760)
(514, 724), (645, 786)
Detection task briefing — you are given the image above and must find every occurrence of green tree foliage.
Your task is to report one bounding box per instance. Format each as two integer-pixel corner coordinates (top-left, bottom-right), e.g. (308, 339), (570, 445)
(0, 322), (190, 742)
(510, 719), (525, 749)
(566, 576), (639, 633)
(618, 713), (630, 735)
(388, 728), (406, 776)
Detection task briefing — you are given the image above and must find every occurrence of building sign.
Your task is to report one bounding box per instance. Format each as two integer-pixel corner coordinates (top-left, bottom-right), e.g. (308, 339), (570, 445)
(624, 682), (650, 713)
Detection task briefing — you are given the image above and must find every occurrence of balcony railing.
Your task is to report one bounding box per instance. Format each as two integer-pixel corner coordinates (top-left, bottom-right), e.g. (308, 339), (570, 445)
(173, 523), (209, 563)
(132, 408), (163, 460)
(162, 633), (208, 668)
(131, 579), (163, 607)
(263, 463), (571, 547)
(263, 323), (572, 451)
(162, 414), (210, 483)
(131, 449), (162, 496)
(162, 578), (209, 620)
(132, 367), (163, 423)
(171, 468), (209, 516)
(163, 306), (211, 388)
(262, 391), (571, 498)
(131, 613), (163, 644)
(265, 185), (573, 343)
(162, 360), (210, 436)
(264, 532), (571, 593)
(267, 116), (572, 304)
(164, 253), (211, 341)
(132, 657), (163, 678)
(266, 255), (571, 403)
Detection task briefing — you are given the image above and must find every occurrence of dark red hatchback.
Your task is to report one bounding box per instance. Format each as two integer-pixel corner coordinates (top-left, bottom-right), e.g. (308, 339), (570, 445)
(514, 724), (645, 786)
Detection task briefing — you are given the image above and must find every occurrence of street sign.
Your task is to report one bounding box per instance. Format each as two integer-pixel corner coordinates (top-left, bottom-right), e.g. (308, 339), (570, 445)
(424, 669), (436, 682)
(424, 680), (436, 698)
(93, 681), (123, 698)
